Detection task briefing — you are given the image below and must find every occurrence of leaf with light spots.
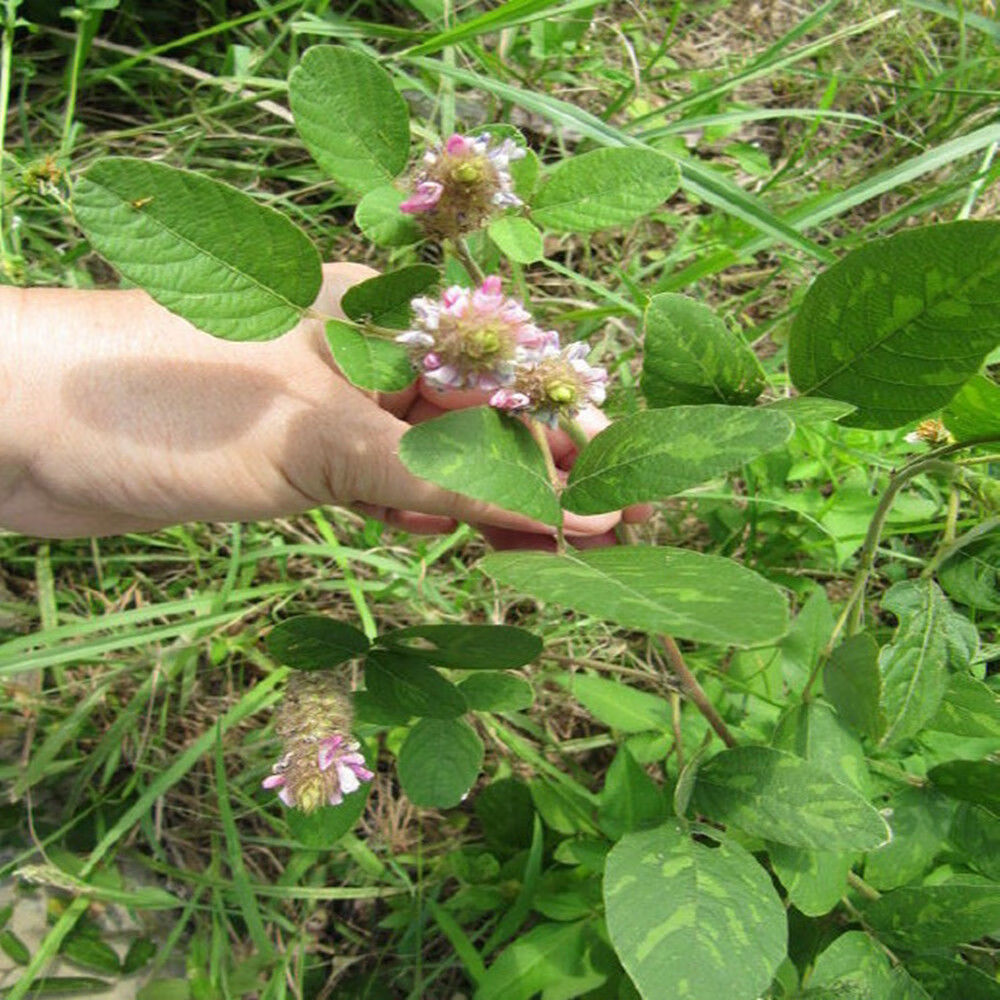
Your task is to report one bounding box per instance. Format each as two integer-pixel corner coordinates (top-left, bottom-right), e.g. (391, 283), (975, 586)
(604, 821), (786, 1000)
(789, 221), (1000, 428)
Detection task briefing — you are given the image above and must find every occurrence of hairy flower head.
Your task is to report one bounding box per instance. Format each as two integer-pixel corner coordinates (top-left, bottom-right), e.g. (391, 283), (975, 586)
(262, 671), (373, 813)
(400, 133), (525, 238)
(397, 275), (558, 392)
(904, 418), (953, 446)
(490, 342), (608, 427)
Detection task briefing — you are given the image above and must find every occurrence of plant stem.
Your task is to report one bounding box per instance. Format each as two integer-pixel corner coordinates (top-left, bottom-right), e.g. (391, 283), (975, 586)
(452, 237), (485, 284)
(61, 11), (92, 159)
(659, 635), (737, 748)
(527, 417), (565, 553)
(0, 0), (19, 268)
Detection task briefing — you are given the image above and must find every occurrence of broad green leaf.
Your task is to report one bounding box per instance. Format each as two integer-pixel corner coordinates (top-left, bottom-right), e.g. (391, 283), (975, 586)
(809, 931), (894, 997)
(531, 148), (680, 232)
(475, 920), (590, 1000)
(863, 786), (953, 890)
(289, 46), (410, 195)
(562, 406), (794, 514)
(640, 294), (765, 407)
(73, 158), (321, 341)
(604, 822), (786, 1000)
(377, 624), (543, 670)
(397, 718), (483, 808)
(340, 265), (438, 329)
(823, 634), (884, 740)
(488, 216), (544, 263)
(287, 781), (370, 848)
(324, 321), (415, 393)
(400, 407), (561, 525)
(458, 673), (533, 712)
(266, 616), (369, 670)
(950, 802), (1000, 881)
(355, 185), (422, 246)
(906, 956), (1000, 1000)
(764, 396), (857, 424)
(864, 880), (1000, 949)
(929, 673), (1000, 737)
(564, 673), (671, 733)
(939, 534), (1000, 612)
(475, 778), (535, 852)
(943, 374), (1000, 440)
(788, 221), (1000, 428)
(888, 968), (935, 1000)
(598, 748), (668, 839)
(364, 651), (467, 719)
(690, 746), (889, 850)
(929, 759), (1000, 812)
(482, 548), (789, 647)
(767, 843), (851, 917)
(878, 580), (966, 747)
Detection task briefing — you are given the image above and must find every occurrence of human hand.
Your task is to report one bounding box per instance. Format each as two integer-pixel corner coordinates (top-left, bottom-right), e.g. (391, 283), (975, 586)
(0, 264), (643, 542)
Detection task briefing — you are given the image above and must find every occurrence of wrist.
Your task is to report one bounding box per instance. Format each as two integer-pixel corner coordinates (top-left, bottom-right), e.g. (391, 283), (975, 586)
(0, 286), (37, 511)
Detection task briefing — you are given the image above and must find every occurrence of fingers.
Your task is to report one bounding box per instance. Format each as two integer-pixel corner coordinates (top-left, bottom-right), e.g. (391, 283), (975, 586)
(351, 502), (457, 535)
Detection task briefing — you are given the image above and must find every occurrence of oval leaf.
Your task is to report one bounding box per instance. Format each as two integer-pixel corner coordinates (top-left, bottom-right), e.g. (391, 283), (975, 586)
(562, 405), (794, 514)
(325, 320), (416, 392)
(355, 185), (421, 247)
(458, 673), (533, 712)
(289, 46), (410, 195)
(287, 779), (371, 848)
(341, 265), (438, 329)
(482, 547), (788, 647)
(488, 216), (544, 263)
(266, 616), (370, 670)
(641, 294), (765, 407)
(788, 221), (1000, 428)
(943, 373), (1000, 441)
(532, 148), (680, 232)
(364, 651), (467, 719)
(604, 821), (786, 1000)
(400, 407), (561, 526)
(690, 746), (890, 850)
(377, 623), (542, 670)
(397, 717), (483, 808)
(73, 158), (322, 341)
(822, 633), (884, 740)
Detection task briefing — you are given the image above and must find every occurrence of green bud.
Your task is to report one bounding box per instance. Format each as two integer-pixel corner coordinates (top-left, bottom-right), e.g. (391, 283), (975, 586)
(546, 381), (576, 405)
(467, 327), (501, 358)
(453, 161), (484, 184)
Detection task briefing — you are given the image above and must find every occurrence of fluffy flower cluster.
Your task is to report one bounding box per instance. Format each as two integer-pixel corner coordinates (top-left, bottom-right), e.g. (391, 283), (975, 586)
(904, 418), (953, 446)
(262, 672), (373, 813)
(398, 276), (607, 426)
(400, 133), (525, 239)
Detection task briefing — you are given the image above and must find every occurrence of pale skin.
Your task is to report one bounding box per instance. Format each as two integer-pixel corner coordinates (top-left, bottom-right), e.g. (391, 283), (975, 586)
(0, 263), (644, 545)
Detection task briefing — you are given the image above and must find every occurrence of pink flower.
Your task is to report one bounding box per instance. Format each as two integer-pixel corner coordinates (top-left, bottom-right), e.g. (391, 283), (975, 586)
(397, 276), (551, 392)
(262, 733), (374, 811)
(400, 181), (444, 215)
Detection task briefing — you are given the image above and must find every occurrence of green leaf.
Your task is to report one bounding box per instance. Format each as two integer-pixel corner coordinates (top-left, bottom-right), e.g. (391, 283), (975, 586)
(929, 759), (1000, 812)
(61, 935), (121, 975)
(266, 616), (369, 670)
(340, 265), (438, 329)
(400, 407), (561, 525)
(136, 979), (190, 1000)
(377, 624), (543, 670)
(355, 185), (422, 247)
(564, 673), (671, 733)
(640, 294), (765, 407)
(0, 930), (29, 965)
(863, 786), (953, 891)
(822, 634), (884, 740)
(929, 673), (1000, 737)
(3, 978), (113, 997)
(943, 374), (1000, 440)
(488, 216), (544, 263)
(458, 673), (533, 712)
(289, 46), (410, 195)
(949, 802), (1000, 881)
(768, 843), (851, 918)
(324, 320), (416, 392)
(364, 651), (467, 719)
(906, 956), (1000, 1000)
(878, 580), (965, 748)
(788, 221), (1000, 428)
(482, 548), (789, 647)
(475, 921), (591, 1000)
(604, 822), (786, 1000)
(475, 777), (535, 853)
(121, 938), (156, 975)
(764, 396), (857, 424)
(73, 158), (322, 341)
(888, 968), (935, 1000)
(397, 718), (483, 808)
(598, 748), (668, 839)
(562, 406), (794, 515)
(809, 931), (894, 998)
(286, 780), (371, 848)
(690, 746), (889, 850)
(532, 148), (680, 232)
(864, 880), (1000, 949)
(939, 534), (1000, 612)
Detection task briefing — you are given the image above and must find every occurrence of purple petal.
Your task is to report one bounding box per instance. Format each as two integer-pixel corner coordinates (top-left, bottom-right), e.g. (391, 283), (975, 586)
(337, 763), (362, 795)
(278, 786), (294, 807)
(327, 789), (344, 807)
(396, 330), (435, 347)
(262, 774), (286, 790)
(400, 181), (443, 214)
